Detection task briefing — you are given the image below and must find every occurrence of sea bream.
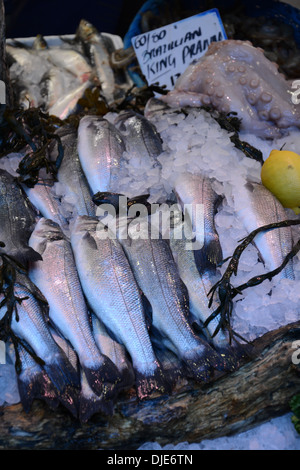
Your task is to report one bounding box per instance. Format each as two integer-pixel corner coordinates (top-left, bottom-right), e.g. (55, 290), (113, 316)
(77, 115), (126, 195)
(70, 216), (170, 399)
(50, 124), (96, 218)
(236, 181), (295, 279)
(114, 110), (163, 166)
(28, 218), (121, 399)
(119, 216), (226, 382)
(173, 172), (223, 274)
(0, 169), (41, 266)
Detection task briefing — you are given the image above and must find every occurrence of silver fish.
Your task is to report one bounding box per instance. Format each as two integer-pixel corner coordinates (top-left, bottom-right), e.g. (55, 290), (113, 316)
(169, 214), (240, 371)
(76, 19), (116, 104)
(174, 172), (223, 274)
(39, 67), (70, 110)
(91, 313), (135, 391)
(22, 176), (68, 232)
(43, 47), (92, 83)
(120, 218), (225, 382)
(16, 343), (60, 413)
(0, 169), (41, 266)
(70, 216), (169, 399)
(114, 110), (163, 166)
(0, 282), (80, 398)
(28, 218), (121, 398)
(77, 115), (126, 195)
(51, 124), (96, 217)
(237, 182), (295, 279)
(32, 34), (48, 50)
(48, 80), (90, 120)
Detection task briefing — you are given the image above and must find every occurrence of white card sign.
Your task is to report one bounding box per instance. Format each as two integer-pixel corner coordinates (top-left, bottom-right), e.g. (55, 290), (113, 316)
(132, 8), (227, 91)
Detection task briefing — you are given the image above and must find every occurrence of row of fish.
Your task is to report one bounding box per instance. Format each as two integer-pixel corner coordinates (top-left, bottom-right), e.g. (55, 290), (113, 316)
(6, 19), (132, 117)
(0, 105), (295, 421)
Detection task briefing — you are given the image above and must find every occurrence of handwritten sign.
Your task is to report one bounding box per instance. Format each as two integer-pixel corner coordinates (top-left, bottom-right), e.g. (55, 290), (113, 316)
(132, 8), (227, 91)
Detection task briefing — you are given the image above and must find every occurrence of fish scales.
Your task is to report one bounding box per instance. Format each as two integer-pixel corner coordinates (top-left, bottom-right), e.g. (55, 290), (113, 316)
(77, 115), (126, 195)
(120, 221), (226, 382)
(54, 125), (96, 218)
(0, 169), (41, 266)
(238, 182), (295, 279)
(70, 216), (169, 399)
(0, 282), (80, 400)
(174, 172), (223, 274)
(28, 218), (121, 398)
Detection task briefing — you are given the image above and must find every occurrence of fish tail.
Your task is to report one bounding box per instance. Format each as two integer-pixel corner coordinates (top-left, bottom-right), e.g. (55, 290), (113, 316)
(134, 365), (172, 400)
(182, 342), (225, 382)
(44, 353), (80, 393)
(116, 365), (135, 392)
(82, 356), (122, 398)
(194, 238), (223, 274)
(79, 394), (114, 423)
(57, 385), (80, 418)
(17, 371), (59, 413)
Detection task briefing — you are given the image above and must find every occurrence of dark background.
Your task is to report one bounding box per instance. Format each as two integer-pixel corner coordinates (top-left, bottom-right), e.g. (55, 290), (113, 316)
(4, 0), (146, 39)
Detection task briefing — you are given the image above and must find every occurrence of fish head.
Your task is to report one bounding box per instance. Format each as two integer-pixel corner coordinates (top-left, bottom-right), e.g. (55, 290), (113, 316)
(29, 217), (64, 254)
(76, 19), (98, 42)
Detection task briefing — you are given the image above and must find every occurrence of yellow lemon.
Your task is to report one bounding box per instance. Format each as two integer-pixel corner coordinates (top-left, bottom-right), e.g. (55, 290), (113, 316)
(261, 149), (300, 214)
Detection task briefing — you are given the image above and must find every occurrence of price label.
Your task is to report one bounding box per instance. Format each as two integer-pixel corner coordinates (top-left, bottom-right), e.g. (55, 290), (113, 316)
(132, 8), (227, 91)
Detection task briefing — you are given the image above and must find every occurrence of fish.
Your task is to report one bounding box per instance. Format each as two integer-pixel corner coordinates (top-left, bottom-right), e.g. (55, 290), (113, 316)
(77, 115), (126, 195)
(28, 217), (121, 398)
(44, 47), (92, 84)
(119, 216), (225, 382)
(76, 19), (116, 104)
(0, 281), (80, 400)
(173, 172), (223, 275)
(237, 181), (295, 279)
(16, 343), (60, 413)
(39, 67), (71, 110)
(32, 34), (49, 50)
(169, 213), (240, 371)
(91, 313), (135, 392)
(70, 215), (170, 399)
(22, 175), (69, 233)
(0, 169), (41, 266)
(48, 80), (90, 120)
(114, 110), (163, 166)
(79, 369), (114, 422)
(50, 124), (96, 218)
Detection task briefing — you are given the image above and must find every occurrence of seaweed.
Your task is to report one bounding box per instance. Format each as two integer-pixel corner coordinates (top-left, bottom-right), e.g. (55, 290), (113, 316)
(200, 106), (264, 165)
(205, 219), (300, 345)
(0, 106), (64, 187)
(0, 252), (48, 374)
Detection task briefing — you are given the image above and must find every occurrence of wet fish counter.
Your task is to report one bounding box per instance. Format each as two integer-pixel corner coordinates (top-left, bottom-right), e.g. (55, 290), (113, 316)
(0, 0), (300, 450)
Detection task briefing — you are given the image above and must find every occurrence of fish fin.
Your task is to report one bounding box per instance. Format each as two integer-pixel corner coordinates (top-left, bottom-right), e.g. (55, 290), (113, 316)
(17, 371), (60, 413)
(194, 238), (223, 275)
(81, 231), (98, 250)
(134, 365), (173, 400)
(79, 393), (114, 423)
(82, 356), (122, 399)
(181, 341), (225, 382)
(57, 385), (80, 418)
(12, 246), (43, 268)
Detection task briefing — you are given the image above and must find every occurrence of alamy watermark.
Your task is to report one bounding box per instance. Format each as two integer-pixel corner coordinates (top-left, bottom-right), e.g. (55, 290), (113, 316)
(0, 340), (5, 364)
(94, 197), (205, 250)
(292, 340), (300, 365)
(0, 80), (5, 105)
(290, 80), (300, 105)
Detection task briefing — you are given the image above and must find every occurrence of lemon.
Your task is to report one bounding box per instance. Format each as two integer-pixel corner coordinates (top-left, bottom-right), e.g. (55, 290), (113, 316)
(261, 149), (300, 214)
